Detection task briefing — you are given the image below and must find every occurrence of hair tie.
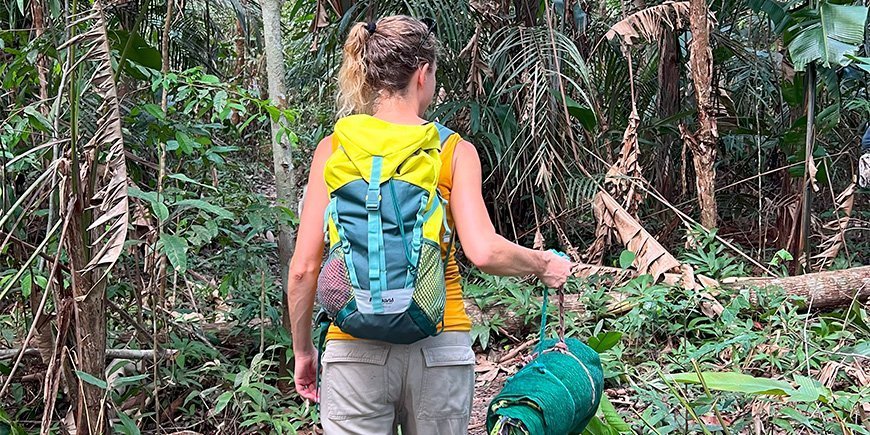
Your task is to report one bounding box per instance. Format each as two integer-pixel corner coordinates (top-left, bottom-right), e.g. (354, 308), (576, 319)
(366, 21), (377, 34)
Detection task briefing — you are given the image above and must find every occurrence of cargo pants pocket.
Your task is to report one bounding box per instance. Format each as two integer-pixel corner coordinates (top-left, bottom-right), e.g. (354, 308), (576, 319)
(321, 340), (391, 421)
(417, 345), (475, 420)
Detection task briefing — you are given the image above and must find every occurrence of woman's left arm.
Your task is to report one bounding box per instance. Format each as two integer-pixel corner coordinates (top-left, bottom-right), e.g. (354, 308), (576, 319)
(449, 140), (572, 288)
(287, 136), (332, 401)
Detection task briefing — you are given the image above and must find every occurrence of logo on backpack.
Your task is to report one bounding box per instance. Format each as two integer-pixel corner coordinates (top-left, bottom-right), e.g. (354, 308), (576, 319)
(315, 115), (457, 344)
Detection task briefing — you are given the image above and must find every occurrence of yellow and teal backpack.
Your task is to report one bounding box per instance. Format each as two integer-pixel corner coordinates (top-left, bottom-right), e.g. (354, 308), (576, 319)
(316, 115), (456, 344)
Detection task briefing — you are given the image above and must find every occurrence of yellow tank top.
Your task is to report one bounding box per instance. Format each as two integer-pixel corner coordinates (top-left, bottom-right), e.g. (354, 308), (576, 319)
(325, 133), (472, 341)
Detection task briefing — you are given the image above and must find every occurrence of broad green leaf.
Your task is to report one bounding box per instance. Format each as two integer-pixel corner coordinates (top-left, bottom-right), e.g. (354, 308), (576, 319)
(17, 273), (47, 298)
(200, 74), (221, 84)
(668, 372), (795, 396)
(588, 331), (623, 353)
(780, 407), (819, 430)
(175, 131), (196, 154)
(839, 341), (870, 359)
(159, 234), (189, 273)
(206, 152), (226, 165)
(563, 93), (597, 131)
(598, 395), (631, 433)
(787, 1), (868, 71)
(208, 146), (239, 154)
(213, 90), (228, 115)
(0, 407), (26, 435)
(470, 324), (491, 350)
(23, 106), (51, 131)
(75, 370), (108, 390)
(33, 274), (47, 289)
(20, 273), (31, 298)
(107, 30), (161, 80)
(111, 373), (150, 388)
(848, 55), (870, 73)
(618, 250), (636, 270)
(115, 411), (141, 435)
(789, 375), (831, 403)
(214, 391), (233, 414)
(141, 103), (165, 120)
(174, 199), (235, 220)
(582, 416), (619, 435)
(748, 0), (792, 34)
(239, 385), (265, 407)
(169, 173), (218, 191)
(128, 187), (169, 221)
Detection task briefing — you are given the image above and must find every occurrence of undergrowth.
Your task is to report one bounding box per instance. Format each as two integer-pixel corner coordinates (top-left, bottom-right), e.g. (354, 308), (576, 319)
(463, 234), (869, 434)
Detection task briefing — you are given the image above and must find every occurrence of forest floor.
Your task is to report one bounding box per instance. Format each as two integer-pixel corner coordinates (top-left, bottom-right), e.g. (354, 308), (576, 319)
(469, 359), (509, 434)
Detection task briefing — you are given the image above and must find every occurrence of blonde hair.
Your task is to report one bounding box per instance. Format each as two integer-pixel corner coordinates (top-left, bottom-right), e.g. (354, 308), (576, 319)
(336, 16), (438, 117)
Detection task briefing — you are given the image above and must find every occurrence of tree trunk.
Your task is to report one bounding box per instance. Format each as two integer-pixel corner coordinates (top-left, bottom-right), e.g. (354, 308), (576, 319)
(656, 29), (680, 202)
(262, 0), (297, 387)
(231, 16), (246, 126)
(796, 64), (817, 273)
(66, 200), (106, 435)
(686, 0), (719, 228)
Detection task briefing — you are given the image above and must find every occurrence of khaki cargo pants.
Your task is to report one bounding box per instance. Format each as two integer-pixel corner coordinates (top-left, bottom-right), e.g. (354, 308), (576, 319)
(320, 331), (475, 435)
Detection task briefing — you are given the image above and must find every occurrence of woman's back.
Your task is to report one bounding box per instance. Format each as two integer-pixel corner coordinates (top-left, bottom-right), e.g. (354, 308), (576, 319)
(285, 15), (572, 434)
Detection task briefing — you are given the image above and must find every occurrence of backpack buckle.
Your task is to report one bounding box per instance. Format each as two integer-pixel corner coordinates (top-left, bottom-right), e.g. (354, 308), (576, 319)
(366, 190), (380, 210)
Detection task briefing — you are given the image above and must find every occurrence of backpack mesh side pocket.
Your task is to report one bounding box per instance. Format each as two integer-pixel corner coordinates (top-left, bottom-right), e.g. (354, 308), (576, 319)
(316, 248), (354, 318)
(412, 241), (446, 327)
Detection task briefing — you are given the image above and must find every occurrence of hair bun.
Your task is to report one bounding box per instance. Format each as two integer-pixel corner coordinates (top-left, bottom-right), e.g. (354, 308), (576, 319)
(366, 21), (377, 34)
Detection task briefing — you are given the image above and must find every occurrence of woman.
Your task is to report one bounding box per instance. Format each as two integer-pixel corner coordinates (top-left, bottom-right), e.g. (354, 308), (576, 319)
(287, 15), (573, 434)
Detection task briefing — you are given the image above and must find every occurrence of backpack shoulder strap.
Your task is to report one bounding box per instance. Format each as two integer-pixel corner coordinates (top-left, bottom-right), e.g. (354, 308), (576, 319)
(434, 123), (461, 192)
(434, 122), (456, 146)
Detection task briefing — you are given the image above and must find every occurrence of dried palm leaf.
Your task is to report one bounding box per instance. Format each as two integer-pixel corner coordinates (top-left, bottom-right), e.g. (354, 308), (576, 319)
(605, 1), (691, 46)
(59, 1), (129, 279)
(604, 107), (643, 215)
(458, 26), (492, 98)
(584, 108), (643, 263)
(592, 191), (681, 281)
(812, 183), (855, 270)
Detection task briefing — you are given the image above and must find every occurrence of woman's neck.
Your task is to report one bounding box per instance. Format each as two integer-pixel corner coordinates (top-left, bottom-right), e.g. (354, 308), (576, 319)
(372, 97), (426, 125)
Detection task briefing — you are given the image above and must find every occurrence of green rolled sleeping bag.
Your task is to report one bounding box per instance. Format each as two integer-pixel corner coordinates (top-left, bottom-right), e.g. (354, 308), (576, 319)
(486, 338), (604, 435)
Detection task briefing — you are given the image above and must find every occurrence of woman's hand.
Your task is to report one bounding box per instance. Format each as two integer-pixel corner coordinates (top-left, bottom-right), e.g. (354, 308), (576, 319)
(535, 251), (573, 289)
(294, 349), (320, 402)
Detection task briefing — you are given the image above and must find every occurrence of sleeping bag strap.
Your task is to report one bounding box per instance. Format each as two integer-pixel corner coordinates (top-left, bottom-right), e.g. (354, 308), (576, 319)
(539, 250), (570, 345)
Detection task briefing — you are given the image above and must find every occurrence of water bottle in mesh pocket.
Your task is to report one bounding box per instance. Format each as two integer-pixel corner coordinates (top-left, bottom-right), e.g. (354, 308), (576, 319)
(316, 248), (354, 317)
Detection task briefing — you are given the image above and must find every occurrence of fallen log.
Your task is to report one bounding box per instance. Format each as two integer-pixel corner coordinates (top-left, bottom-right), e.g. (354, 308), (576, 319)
(0, 348), (177, 361)
(465, 265), (870, 332)
(728, 265), (870, 310)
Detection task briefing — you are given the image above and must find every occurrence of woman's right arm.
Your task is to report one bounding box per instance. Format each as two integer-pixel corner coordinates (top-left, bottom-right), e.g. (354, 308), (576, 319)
(449, 140), (572, 288)
(287, 136), (332, 401)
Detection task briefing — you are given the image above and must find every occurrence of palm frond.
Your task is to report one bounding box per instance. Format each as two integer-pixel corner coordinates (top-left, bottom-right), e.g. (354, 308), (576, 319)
(486, 25), (592, 207)
(605, 1), (690, 46)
